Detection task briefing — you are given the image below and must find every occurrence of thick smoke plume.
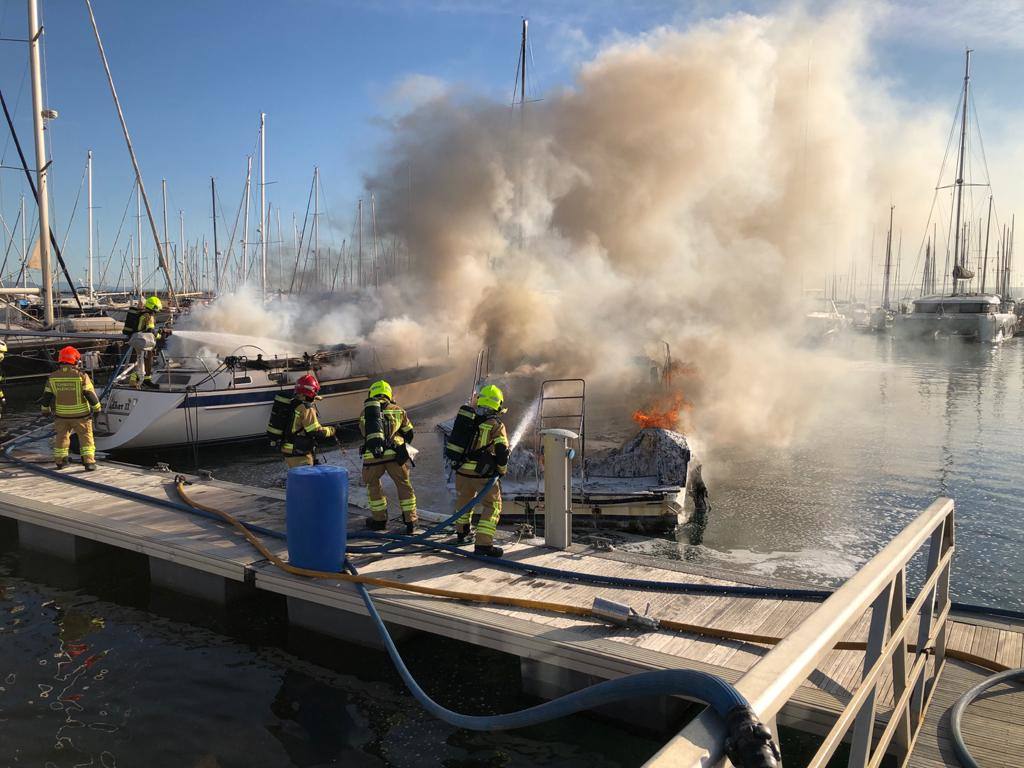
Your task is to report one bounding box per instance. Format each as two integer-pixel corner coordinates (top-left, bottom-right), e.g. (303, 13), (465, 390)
(363, 9), (955, 447)
(186, 9), (961, 449)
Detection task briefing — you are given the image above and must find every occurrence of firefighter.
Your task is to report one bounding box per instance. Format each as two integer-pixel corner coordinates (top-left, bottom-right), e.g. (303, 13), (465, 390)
(0, 339), (7, 413)
(451, 384), (509, 558)
(122, 295), (162, 389)
(359, 380), (417, 534)
(40, 346), (102, 471)
(280, 374), (336, 468)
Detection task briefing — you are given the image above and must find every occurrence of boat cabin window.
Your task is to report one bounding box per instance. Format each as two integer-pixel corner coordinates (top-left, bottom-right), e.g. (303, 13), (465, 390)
(233, 376), (253, 385)
(957, 303), (995, 314)
(155, 372), (196, 386)
(914, 303), (940, 314)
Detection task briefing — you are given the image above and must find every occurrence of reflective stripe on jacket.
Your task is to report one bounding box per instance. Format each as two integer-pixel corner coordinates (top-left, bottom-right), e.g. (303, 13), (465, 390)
(455, 416), (509, 477)
(359, 397), (414, 464)
(41, 365), (100, 418)
(281, 402), (333, 455)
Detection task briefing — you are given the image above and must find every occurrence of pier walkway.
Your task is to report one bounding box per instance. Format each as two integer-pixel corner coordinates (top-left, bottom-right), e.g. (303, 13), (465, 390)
(1, 454), (1022, 766)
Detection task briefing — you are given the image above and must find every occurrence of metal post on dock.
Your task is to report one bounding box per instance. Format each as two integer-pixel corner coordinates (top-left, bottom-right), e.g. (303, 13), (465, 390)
(541, 428), (577, 550)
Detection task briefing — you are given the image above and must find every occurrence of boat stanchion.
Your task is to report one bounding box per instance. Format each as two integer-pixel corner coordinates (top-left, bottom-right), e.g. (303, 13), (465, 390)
(541, 428), (578, 550)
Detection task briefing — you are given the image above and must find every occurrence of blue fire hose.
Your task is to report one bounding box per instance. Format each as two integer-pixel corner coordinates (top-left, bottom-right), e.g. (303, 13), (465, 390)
(347, 560), (780, 766)
(950, 667), (1024, 768)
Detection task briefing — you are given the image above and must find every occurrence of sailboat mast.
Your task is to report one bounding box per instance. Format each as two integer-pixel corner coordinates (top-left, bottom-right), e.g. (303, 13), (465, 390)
(211, 177), (219, 294)
(951, 49), (971, 296)
(136, 180), (143, 300)
(882, 205), (894, 310)
(259, 111), (267, 300)
(313, 166), (320, 289)
(241, 155), (252, 284)
(87, 150), (94, 297)
(161, 179), (172, 289)
(28, 0), (53, 325)
(981, 195), (993, 293)
(179, 210), (185, 293)
(517, 18), (528, 250)
(20, 194), (26, 288)
(357, 197), (363, 289)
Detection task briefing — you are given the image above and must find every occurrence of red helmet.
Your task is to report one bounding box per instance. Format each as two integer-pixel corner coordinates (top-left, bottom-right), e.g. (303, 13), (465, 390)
(294, 374), (320, 399)
(58, 346), (82, 366)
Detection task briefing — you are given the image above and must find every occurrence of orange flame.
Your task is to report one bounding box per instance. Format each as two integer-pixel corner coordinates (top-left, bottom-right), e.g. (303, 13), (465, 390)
(632, 392), (693, 431)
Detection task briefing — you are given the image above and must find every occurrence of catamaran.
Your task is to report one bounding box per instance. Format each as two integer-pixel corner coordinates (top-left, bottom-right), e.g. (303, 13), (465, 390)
(895, 50), (1018, 343)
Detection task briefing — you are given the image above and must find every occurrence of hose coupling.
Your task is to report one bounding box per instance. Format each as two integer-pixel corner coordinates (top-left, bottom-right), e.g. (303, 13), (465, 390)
(173, 474), (191, 486)
(724, 705), (781, 768)
(591, 597), (660, 631)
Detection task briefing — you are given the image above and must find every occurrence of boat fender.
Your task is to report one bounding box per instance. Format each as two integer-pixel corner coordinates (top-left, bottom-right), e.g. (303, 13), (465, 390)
(445, 404), (481, 468)
(362, 397), (385, 457)
(724, 705), (781, 768)
(266, 393), (298, 448)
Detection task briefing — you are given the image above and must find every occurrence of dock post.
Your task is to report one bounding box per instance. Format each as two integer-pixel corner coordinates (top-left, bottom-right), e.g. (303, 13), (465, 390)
(541, 428), (577, 550)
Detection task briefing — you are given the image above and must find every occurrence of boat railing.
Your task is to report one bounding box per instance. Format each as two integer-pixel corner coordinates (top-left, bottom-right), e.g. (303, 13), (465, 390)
(644, 497), (955, 768)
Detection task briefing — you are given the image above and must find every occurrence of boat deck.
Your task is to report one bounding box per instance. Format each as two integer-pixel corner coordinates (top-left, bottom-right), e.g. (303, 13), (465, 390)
(0, 453), (1022, 765)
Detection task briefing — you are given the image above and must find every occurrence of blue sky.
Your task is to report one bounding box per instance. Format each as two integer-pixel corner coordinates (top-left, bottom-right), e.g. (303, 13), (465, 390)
(0, 0), (1021, 287)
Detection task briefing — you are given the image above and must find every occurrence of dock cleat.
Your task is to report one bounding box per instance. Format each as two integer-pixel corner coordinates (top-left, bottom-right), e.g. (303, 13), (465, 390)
(365, 518), (387, 531)
(456, 524), (472, 544)
(474, 544), (504, 558)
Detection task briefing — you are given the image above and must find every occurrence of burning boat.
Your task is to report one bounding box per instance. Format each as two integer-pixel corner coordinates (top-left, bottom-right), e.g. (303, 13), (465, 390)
(95, 340), (466, 452)
(437, 378), (707, 537)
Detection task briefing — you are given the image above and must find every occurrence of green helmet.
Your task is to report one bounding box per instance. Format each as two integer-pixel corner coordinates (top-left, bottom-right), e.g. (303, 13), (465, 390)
(476, 384), (505, 412)
(369, 380), (392, 399)
(145, 296), (163, 311)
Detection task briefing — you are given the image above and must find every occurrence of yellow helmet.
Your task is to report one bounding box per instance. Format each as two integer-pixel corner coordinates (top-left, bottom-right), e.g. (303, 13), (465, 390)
(476, 384), (505, 412)
(369, 380), (392, 399)
(145, 296), (163, 311)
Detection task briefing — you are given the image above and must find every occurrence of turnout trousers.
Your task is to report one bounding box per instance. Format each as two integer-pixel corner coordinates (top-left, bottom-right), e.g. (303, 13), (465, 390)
(362, 460), (417, 524)
(282, 453), (314, 469)
(54, 416), (95, 466)
(455, 474), (502, 547)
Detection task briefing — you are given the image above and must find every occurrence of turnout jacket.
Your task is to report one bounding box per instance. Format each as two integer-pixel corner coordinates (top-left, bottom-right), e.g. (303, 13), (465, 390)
(281, 401), (335, 456)
(359, 396), (414, 464)
(455, 415), (509, 478)
(41, 365), (101, 419)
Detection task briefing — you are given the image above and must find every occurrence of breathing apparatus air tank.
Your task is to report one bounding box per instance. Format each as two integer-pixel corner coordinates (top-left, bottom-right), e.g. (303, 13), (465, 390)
(362, 397), (385, 456)
(445, 404), (479, 467)
(266, 393), (298, 448)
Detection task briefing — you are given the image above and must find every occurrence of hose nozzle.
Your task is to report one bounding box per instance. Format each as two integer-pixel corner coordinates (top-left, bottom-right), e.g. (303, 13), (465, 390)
(724, 705), (781, 768)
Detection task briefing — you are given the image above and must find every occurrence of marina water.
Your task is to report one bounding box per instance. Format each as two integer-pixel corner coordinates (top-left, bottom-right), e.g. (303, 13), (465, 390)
(3, 333), (1024, 765)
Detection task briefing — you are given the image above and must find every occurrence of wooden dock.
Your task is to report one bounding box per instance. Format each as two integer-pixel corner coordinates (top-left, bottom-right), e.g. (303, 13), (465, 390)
(1, 452), (1022, 766)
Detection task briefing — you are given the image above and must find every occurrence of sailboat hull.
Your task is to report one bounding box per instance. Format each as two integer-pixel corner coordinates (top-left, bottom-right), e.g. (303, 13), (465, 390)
(95, 364), (466, 451)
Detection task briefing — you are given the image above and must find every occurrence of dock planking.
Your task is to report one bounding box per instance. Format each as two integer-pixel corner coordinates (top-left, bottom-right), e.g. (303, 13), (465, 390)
(1, 453), (1022, 764)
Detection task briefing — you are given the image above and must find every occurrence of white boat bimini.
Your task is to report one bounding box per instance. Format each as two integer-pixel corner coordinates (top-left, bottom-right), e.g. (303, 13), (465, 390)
(95, 344), (466, 451)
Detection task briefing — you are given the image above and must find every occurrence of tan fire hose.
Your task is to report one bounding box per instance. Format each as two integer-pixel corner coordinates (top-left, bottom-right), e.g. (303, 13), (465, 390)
(173, 479), (1008, 674)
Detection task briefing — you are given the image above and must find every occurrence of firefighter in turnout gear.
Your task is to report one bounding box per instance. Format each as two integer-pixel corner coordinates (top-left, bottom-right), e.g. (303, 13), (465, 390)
(359, 380), (418, 534)
(451, 384), (509, 558)
(122, 296), (162, 389)
(40, 346), (102, 471)
(280, 374), (336, 468)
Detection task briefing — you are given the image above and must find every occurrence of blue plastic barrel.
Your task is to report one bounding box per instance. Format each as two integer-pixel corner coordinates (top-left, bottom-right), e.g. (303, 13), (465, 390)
(286, 464), (348, 571)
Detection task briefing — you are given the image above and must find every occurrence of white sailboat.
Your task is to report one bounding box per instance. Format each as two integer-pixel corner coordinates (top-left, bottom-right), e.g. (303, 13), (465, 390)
(896, 50), (1018, 343)
(96, 344), (467, 451)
